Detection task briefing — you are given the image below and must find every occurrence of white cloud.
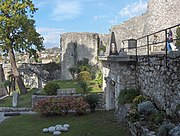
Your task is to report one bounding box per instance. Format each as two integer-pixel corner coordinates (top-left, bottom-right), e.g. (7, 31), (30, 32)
(98, 2), (104, 6)
(119, 0), (147, 18)
(37, 28), (64, 48)
(93, 15), (106, 20)
(51, 1), (82, 20)
(108, 18), (118, 26)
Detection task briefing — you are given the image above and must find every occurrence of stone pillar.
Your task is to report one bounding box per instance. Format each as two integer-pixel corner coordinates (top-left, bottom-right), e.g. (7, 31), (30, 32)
(12, 92), (19, 107)
(0, 64), (7, 96)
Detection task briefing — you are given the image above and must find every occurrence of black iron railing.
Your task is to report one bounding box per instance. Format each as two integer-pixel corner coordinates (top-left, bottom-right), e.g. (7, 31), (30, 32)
(122, 24), (180, 64)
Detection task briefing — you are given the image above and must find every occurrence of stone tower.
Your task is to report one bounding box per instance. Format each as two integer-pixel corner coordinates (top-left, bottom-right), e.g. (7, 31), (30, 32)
(60, 32), (99, 80)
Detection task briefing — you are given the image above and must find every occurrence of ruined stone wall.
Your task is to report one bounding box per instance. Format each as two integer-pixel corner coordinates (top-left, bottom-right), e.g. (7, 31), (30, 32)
(137, 52), (180, 114)
(3, 63), (61, 89)
(60, 32), (99, 80)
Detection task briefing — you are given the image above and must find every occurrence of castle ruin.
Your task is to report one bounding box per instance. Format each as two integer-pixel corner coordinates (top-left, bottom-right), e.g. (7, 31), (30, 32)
(60, 0), (180, 114)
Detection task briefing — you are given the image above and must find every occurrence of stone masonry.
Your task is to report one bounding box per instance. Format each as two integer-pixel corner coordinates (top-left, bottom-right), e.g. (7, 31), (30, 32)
(100, 51), (180, 115)
(137, 52), (180, 114)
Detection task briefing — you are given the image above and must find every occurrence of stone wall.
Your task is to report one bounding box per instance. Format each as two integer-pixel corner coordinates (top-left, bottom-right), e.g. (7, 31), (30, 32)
(101, 57), (137, 110)
(100, 51), (180, 114)
(60, 32), (100, 80)
(137, 52), (180, 114)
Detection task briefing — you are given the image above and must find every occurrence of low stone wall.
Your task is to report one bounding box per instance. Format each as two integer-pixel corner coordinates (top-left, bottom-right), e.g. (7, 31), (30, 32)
(57, 88), (76, 95)
(0, 107), (32, 112)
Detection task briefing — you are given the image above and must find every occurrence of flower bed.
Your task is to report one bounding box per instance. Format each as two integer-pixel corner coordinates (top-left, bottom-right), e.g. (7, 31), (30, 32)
(33, 96), (89, 116)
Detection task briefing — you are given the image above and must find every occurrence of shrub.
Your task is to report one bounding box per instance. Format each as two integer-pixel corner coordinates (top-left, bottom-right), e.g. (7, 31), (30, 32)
(33, 96), (89, 116)
(44, 82), (60, 95)
(157, 124), (175, 136)
(78, 81), (90, 93)
(95, 70), (103, 88)
(79, 65), (90, 72)
(137, 101), (157, 115)
(69, 67), (80, 79)
(127, 110), (140, 123)
(78, 71), (92, 81)
(118, 89), (140, 104)
(133, 95), (149, 105)
(153, 111), (165, 124)
(85, 94), (100, 112)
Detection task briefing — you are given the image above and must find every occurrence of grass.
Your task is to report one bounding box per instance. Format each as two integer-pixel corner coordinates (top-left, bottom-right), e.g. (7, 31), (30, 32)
(0, 80), (102, 108)
(38, 80), (102, 94)
(0, 88), (39, 108)
(55, 80), (102, 93)
(0, 110), (130, 136)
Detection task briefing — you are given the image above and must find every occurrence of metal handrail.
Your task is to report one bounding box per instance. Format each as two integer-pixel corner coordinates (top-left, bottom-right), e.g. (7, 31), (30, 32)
(122, 24), (180, 52)
(121, 23), (180, 66)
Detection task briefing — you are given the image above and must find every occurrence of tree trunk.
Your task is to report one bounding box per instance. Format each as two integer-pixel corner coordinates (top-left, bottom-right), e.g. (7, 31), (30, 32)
(8, 48), (27, 94)
(9, 75), (15, 94)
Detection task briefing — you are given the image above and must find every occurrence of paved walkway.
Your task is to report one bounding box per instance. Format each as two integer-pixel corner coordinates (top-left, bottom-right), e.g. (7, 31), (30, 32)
(0, 95), (8, 100)
(0, 112), (7, 123)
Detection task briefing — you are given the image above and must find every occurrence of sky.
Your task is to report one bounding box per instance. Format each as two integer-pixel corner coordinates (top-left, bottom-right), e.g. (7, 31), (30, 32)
(33, 0), (148, 48)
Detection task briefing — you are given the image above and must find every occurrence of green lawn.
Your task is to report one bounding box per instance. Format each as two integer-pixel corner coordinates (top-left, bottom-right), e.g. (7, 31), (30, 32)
(37, 80), (102, 94)
(55, 80), (102, 93)
(0, 110), (130, 136)
(0, 88), (39, 108)
(0, 80), (102, 108)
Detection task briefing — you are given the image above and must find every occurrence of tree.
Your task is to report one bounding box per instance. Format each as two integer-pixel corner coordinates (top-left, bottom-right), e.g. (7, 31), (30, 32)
(0, 0), (44, 94)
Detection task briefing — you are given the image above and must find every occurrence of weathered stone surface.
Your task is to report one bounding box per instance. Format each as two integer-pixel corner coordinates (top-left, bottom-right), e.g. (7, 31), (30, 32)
(63, 124), (70, 128)
(3, 63), (61, 89)
(53, 131), (61, 135)
(12, 92), (19, 107)
(60, 127), (69, 132)
(43, 128), (49, 133)
(48, 127), (56, 133)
